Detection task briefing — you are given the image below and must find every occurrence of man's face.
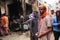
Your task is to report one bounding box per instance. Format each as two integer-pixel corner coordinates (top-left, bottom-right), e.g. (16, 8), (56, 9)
(39, 8), (46, 15)
(51, 10), (54, 14)
(34, 11), (37, 17)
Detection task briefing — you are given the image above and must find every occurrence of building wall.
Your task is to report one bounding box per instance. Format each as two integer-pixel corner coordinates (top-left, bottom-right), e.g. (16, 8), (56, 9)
(0, 0), (13, 15)
(0, 2), (5, 14)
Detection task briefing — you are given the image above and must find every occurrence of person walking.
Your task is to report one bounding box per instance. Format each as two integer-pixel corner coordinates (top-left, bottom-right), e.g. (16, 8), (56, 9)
(36, 5), (52, 40)
(1, 13), (9, 35)
(24, 11), (39, 40)
(52, 10), (60, 40)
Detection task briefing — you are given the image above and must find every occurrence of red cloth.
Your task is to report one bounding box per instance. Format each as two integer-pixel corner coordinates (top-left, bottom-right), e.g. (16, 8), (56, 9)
(1, 16), (6, 26)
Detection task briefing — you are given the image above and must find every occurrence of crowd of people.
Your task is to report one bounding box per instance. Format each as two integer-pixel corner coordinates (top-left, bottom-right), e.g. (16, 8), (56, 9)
(24, 4), (60, 40)
(0, 4), (60, 40)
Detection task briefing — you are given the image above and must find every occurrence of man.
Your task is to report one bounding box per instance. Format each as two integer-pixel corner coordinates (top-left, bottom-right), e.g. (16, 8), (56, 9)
(24, 11), (39, 40)
(1, 13), (9, 35)
(36, 5), (52, 40)
(52, 10), (60, 40)
(51, 10), (55, 17)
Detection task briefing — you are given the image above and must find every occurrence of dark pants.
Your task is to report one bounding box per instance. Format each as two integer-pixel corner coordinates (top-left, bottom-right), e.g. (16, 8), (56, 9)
(20, 23), (24, 33)
(53, 31), (60, 40)
(30, 32), (38, 40)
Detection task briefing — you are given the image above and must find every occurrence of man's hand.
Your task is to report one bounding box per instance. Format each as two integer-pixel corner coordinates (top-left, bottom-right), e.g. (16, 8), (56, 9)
(35, 27), (52, 38)
(35, 32), (40, 37)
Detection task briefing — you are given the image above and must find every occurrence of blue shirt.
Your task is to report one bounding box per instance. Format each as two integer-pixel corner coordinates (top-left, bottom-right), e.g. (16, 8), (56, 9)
(52, 16), (60, 32)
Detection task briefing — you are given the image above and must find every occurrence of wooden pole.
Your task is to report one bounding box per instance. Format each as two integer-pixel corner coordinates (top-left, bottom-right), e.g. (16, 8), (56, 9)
(22, 0), (26, 21)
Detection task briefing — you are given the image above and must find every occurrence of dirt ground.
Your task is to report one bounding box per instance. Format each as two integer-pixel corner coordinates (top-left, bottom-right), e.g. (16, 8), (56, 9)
(0, 31), (60, 40)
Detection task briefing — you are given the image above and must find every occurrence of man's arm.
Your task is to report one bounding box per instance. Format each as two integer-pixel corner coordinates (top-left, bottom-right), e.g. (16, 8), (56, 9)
(23, 19), (32, 24)
(52, 17), (59, 26)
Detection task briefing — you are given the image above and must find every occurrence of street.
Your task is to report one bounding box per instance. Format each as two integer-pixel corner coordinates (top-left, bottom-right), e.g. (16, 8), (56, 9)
(0, 31), (60, 40)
